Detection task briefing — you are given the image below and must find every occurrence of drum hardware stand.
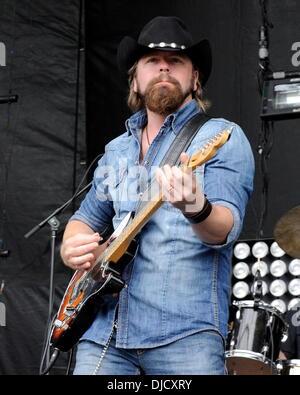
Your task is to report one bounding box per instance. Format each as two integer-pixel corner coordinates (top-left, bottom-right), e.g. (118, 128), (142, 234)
(281, 328), (288, 343)
(261, 344), (269, 360)
(262, 310), (273, 362)
(253, 263), (263, 309)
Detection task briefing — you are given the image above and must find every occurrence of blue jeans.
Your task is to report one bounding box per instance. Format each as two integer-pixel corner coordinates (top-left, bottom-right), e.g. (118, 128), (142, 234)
(73, 330), (226, 375)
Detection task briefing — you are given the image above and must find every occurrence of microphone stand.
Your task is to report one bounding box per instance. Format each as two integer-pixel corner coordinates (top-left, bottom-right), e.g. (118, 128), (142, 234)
(24, 181), (91, 240)
(257, 0), (273, 238)
(24, 181), (92, 373)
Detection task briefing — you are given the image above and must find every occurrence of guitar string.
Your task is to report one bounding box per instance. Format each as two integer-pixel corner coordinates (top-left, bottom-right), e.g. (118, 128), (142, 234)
(79, 130), (229, 281)
(95, 130), (228, 266)
(55, 130), (231, 353)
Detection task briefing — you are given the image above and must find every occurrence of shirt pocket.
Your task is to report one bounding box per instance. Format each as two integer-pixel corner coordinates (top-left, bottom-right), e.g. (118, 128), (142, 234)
(113, 165), (143, 224)
(194, 164), (205, 190)
(111, 163), (128, 217)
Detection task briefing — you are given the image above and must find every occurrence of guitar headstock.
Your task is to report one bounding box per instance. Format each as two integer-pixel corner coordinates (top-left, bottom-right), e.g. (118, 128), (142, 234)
(187, 128), (232, 171)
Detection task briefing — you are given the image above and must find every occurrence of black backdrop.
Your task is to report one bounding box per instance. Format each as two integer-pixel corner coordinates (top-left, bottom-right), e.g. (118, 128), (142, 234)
(0, 0), (300, 375)
(0, 0), (85, 374)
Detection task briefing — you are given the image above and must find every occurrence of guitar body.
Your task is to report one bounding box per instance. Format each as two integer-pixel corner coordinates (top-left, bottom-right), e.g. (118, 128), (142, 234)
(50, 128), (232, 352)
(51, 213), (138, 352)
(51, 272), (121, 352)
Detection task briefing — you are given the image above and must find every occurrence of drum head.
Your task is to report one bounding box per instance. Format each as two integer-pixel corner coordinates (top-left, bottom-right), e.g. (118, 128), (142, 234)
(226, 352), (278, 375)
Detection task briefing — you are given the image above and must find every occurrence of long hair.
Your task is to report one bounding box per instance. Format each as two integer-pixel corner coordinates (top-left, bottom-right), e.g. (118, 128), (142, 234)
(127, 62), (210, 113)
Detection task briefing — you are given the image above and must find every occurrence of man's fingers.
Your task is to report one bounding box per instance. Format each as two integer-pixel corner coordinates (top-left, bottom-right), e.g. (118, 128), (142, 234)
(61, 232), (102, 270)
(69, 241), (100, 257)
(64, 232), (101, 248)
(180, 152), (189, 166)
(68, 253), (95, 267)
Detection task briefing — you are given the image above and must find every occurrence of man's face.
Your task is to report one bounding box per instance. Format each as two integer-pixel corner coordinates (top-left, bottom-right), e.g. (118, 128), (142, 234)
(133, 50), (198, 115)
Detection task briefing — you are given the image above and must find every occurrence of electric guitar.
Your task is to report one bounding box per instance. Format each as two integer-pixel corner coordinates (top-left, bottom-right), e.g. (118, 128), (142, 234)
(50, 127), (232, 352)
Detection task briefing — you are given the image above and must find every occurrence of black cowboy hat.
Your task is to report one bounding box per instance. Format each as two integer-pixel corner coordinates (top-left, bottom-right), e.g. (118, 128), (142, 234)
(117, 16), (212, 86)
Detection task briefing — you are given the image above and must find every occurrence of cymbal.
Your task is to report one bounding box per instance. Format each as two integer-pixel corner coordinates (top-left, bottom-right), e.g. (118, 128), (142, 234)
(274, 205), (300, 258)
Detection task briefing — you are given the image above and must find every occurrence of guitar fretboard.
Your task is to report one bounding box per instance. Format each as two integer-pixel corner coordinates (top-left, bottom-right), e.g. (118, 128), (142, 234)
(100, 190), (164, 264)
(94, 128), (230, 267)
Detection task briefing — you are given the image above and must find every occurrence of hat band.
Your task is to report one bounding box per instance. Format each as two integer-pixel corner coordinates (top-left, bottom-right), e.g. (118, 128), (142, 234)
(147, 42), (187, 50)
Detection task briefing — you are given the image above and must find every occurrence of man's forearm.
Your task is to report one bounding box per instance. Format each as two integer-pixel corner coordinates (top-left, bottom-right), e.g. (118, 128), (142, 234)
(62, 220), (96, 242)
(190, 205), (234, 245)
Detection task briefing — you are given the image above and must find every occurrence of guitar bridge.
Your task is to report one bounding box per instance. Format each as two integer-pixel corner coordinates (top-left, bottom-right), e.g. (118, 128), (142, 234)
(54, 318), (69, 329)
(65, 306), (76, 314)
(101, 261), (121, 278)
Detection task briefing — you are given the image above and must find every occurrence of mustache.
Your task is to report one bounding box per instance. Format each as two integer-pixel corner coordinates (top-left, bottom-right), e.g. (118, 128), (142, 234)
(147, 74), (180, 88)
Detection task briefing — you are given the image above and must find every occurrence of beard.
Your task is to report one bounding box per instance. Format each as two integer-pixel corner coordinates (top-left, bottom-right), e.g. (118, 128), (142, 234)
(138, 74), (194, 115)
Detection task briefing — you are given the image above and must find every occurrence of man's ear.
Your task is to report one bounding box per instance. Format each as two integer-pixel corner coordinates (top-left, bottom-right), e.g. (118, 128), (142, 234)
(193, 70), (199, 92)
(133, 75), (138, 93)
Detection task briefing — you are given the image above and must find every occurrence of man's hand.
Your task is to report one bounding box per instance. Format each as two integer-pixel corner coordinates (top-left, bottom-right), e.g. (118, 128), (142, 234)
(156, 152), (234, 244)
(156, 152), (205, 214)
(61, 232), (102, 271)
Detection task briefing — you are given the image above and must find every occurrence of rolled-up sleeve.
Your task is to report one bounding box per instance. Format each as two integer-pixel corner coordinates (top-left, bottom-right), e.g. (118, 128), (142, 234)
(202, 122), (255, 249)
(70, 154), (115, 234)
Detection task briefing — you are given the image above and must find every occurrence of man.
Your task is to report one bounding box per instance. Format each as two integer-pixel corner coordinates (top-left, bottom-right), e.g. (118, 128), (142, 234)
(60, 16), (254, 374)
(279, 303), (300, 361)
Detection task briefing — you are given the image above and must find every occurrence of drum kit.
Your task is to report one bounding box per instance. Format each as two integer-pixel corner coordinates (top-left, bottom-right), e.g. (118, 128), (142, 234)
(225, 206), (300, 375)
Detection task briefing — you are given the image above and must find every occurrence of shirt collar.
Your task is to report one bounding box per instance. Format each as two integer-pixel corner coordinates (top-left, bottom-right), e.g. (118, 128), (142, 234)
(125, 99), (201, 137)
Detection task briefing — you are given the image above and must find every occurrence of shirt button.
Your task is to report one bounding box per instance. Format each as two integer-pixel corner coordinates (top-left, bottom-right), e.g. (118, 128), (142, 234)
(144, 160), (149, 165)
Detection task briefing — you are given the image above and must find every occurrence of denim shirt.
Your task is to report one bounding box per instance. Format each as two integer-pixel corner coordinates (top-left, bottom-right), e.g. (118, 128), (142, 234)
(70, 100), (255, 348)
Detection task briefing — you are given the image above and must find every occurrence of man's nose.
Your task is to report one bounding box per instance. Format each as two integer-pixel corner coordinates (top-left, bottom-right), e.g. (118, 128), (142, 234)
(159, 59), (170, 72)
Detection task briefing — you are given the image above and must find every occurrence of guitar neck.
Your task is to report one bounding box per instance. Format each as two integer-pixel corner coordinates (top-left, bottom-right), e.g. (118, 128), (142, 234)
(95, 128), (231, 266)
(99, 190), (164, 264)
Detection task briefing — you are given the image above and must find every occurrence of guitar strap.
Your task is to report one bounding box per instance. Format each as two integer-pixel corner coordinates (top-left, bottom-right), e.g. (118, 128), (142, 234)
(134, 111), (210, 215)
(160, 112), (210, 167)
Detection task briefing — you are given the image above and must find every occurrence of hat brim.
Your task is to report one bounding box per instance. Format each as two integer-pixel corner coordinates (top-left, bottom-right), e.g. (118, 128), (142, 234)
(117, 36), (212, 86)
